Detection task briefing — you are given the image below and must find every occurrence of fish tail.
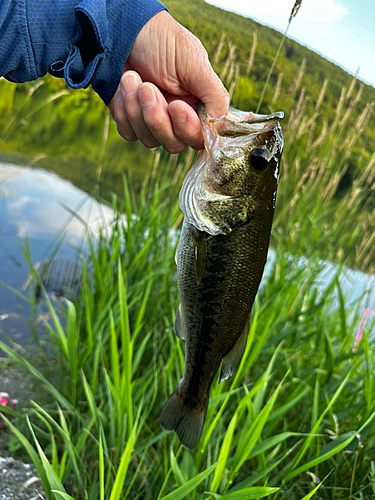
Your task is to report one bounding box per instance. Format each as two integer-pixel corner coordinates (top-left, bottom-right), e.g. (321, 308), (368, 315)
(159, 385), (208, 449)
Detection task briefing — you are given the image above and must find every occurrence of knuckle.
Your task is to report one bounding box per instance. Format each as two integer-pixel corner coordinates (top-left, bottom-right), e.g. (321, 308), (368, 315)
(146, 118), (163, 132)
(117, 125), (137, 142)
(166, 143), (186, 154)
(184, 28), (208, 58)
(125, 107), (140, 121)
(141, 138), (160, 149)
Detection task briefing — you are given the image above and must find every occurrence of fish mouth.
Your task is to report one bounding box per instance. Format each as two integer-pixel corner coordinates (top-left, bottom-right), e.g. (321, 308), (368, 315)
(242, 111), (284, 124)
(198, 102), (284, 140)
(226, 107), (284, 122)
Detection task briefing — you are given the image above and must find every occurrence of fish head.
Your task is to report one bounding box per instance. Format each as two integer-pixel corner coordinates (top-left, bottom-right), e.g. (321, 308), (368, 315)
(180, 104), (284, 235)
(200, 104), (283, 201)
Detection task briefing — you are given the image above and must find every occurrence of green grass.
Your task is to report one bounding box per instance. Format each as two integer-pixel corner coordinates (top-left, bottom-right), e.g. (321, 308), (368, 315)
(1, 168), (375, 499)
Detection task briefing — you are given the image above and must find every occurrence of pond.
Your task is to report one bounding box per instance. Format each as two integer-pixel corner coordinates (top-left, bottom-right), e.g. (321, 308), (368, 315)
(0, 161), (115, 344)
(0, 160), (374, 345)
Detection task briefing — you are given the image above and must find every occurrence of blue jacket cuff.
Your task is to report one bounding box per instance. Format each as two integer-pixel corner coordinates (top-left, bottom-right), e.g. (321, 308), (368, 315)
(65, 0), (167, 105)
(0, 0), (167, 105)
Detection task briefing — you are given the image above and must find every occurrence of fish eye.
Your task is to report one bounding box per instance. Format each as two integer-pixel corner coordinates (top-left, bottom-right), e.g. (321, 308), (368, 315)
(250, 150), (269, 171)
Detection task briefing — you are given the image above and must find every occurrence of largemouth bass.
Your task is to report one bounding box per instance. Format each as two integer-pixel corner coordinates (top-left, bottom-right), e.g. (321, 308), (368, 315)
(160, 103), (284, 449)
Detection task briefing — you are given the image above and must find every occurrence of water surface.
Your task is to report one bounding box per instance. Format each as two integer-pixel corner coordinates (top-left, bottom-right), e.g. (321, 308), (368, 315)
(0, 161), (374, 345)
(0, 162), (114, 343)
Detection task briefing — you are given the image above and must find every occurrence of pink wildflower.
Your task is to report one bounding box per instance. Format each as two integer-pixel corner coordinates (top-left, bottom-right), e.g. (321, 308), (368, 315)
(0, 392), (18, 427)
(353, 308), (375, 352)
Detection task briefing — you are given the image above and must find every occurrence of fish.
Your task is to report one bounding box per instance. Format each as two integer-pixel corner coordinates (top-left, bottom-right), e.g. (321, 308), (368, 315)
(159, 103), (284, 449)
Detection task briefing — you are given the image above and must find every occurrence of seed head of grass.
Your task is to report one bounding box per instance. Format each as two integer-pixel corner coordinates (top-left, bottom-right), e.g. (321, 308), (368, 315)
(289, 0), (303, 23)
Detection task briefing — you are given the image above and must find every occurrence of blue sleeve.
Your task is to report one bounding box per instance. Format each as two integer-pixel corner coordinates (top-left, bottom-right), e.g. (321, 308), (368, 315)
(0, 0), (167, 105)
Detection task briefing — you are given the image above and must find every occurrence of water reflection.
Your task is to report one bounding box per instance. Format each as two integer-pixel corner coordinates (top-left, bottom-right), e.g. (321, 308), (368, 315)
(0, 162), (114, 343)
(0, 161), (374, 345)
(264, 251), (375, 337)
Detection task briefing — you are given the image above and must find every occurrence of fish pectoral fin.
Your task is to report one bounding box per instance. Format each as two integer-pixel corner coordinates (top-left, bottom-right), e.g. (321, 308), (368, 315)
(193, 230), (207, 285)
(219, 321), (250, 383)
(173, 304), (185, 340)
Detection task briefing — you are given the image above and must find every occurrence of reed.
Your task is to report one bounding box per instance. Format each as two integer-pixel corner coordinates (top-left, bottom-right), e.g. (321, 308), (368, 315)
(272, 72), (283, 104)
(340, 83), (364, 133)
(219, 42), (236, 82)
(228, 63), (240, 99)
(315, 77), (328, 111)
(284, 88), (309, 141)
(225, 60), (235, 86)
(346, 69), (359, 100)
(311, 119), (328, 149)
(213, 32), (226, 65)
(288, 57), (306, 98)
(256, 0), (304, 112)
(329, 86), (346, 135)
(246, 32), (257, 75)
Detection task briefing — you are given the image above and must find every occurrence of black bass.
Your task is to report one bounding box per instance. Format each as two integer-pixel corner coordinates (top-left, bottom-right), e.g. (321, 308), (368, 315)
(160, 103), (284, 449)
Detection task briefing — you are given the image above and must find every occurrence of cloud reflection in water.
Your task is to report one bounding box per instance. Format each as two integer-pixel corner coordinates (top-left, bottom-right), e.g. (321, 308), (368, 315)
(0, 162), (115, 343)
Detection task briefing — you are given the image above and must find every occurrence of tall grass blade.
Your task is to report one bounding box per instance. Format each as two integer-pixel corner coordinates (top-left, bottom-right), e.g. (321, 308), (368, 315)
(27, 416), (71, 500)
(117, 260), (133, 432)
(285, 367), (354, 476)
(210, 412), (238, 493)
(109, 426), (137, 500)
(159, 461), (219, 500)
(232, 373), (287, 477)
(219, 486), (279, 499)
(297, 471), (333, 500)
(1, 414), (52, 499)
(52, 493), (77, 500)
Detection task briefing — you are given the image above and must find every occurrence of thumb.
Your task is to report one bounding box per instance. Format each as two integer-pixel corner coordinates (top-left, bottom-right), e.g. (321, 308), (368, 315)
(194, 65), (230, 119)
(178, 31), (229, 118)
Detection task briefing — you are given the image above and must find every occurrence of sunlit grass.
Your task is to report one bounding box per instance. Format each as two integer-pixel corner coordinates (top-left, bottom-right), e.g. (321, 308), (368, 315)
(0, 168), (374, 498)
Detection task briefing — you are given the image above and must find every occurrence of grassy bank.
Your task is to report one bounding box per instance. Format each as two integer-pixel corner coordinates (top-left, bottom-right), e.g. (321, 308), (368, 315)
(0, 168), (375, 499)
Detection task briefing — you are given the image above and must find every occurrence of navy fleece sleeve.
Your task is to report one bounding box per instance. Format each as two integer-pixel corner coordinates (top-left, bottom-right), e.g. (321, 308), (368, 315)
(0, 0), (167, 105)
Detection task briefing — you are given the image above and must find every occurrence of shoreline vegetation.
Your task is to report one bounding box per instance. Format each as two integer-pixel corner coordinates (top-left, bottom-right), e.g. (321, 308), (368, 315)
(1, 0), (375, 497)
(0, 176), (375, 499)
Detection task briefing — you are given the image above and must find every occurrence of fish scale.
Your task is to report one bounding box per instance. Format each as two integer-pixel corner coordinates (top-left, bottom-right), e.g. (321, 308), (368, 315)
(160, 103), (284, 449)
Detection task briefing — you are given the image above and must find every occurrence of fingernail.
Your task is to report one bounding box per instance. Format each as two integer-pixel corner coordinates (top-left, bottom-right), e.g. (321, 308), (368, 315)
(138, 84), (156, 107)
(169, 104), (186, 123)
(122, 73), (139, 97)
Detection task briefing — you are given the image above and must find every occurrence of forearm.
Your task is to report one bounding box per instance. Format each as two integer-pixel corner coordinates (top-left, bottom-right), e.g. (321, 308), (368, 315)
(0, 0), (166, 104)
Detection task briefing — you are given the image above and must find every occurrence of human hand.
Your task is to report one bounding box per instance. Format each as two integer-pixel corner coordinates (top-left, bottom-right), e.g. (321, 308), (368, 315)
(108, 10), (229, 153)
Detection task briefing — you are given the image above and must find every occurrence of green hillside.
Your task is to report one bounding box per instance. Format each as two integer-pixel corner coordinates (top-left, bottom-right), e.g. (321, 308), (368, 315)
(165, 0), (375, 154)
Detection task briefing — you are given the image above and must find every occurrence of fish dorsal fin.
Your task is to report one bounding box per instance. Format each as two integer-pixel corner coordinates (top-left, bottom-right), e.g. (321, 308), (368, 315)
(173, 304), (185, 340)
(193, 230), (206, 285)
(219, 321), (250, 383)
